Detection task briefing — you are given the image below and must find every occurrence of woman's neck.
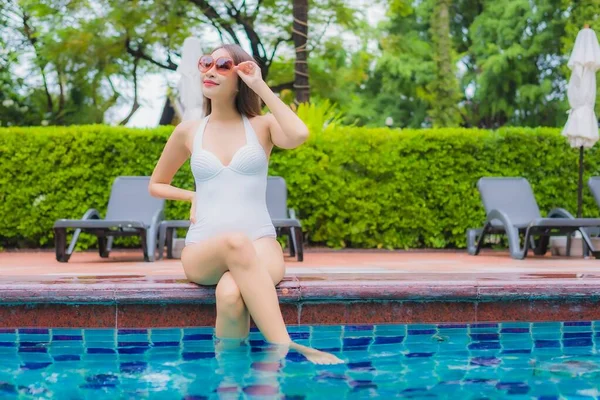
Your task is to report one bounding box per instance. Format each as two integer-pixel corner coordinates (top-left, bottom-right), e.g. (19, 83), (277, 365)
(209, 97), (240, 121)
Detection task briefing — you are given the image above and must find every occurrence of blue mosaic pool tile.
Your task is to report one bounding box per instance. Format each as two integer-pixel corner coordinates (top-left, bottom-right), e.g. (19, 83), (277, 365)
(470, 356), (501, 367)
(290, 332), (310, 340)
(0, 377), (17, 390)
(183, 333), (213, 341)
(81, 373), (119, 388)
(284, 326), (308, 334)
(500, 338), (533, 349)
(149, 328), (181, 336)
(20, 340), (46, 347)
(347, 361), (374, 371)
(563, 338), (594, 348)
(20, 361), (52, 370)
(52, 328), (82, 335)
(532, 331), (562, 341)
(248, 339), (268, 348)
(437, 331), (470, 342)
(52, 334), (83, 341)
(564, 332), (593, 338)
(470, 333), (500, 341)
(532, 322), (562, 331)
(118, 341), (149, 347)
(120, 361), (147, 374)
(85, 341), (116, 351)
(502, 348), (532, 354)
(18, 346), (47, 353)
(118, 346), (149, 355)
(564, 321), (592, 327)
(151, 341), (180, 347)
(182, 351), (215, 361)
(310, 339), (342, 349)
(18, 328), (48, 334)
(374, 324), (406, 334)
(84, 328), (114, 334)
(18, 334), (50, 343)
(183, 327), (214, 334)
(345, 324), (373, 332)
(117, 334), (148, 343)
(405, 352), (434, 358)
(471, 323), (499, 328)
(374, 335), (404, 345)
(468, 341), (501, 350)
(438, 323), (468, 329)
(501, 327), (530, 334)
(535, 340), (561, 348)
(343, 337), (372, 347)
(53, 354), (80, 362)
(117, 329), (147, 335)
(87, 348), (116, 354)
(0, 334), (16, 343)
(311, 324), (343, 332)
(408, 329), (436, 336)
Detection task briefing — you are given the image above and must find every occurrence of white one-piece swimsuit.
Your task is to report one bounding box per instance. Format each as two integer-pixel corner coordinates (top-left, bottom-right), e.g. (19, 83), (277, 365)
(184, 114), (277, 246)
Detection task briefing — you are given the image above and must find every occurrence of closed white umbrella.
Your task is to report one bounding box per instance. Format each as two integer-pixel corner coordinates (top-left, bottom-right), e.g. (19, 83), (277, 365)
(176, 36), (205, 121)
(562, 25), (600, 217)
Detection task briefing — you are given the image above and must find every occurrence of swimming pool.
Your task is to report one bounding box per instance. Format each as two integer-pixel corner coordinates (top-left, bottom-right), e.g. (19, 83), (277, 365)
(1, 321), (599, 399)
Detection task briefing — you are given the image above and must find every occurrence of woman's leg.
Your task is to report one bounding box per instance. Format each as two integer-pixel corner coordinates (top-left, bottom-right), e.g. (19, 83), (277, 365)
(181, 233), (343, 364)
(214, 238), (286, 339)
(181, 233), (288, 343)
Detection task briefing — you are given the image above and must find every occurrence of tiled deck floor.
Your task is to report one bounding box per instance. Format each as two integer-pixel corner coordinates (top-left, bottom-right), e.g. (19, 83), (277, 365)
(1, 249), (600, 327)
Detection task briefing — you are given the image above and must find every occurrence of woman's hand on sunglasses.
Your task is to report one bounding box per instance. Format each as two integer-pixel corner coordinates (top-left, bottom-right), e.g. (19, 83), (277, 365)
(235, 61), (263, 91)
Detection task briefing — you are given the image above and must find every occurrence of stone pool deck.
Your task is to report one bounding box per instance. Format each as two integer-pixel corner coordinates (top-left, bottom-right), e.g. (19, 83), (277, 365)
(1, 249), (600, 328)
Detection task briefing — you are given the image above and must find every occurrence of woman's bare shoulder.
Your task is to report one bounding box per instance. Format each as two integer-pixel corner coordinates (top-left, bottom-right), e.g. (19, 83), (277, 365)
(249, 113), (274, 134)
(173, 119), (203, 137)
(171, 119), (204, 150)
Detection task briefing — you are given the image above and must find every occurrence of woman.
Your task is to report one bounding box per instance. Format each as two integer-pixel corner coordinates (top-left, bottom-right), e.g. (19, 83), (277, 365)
(149, 44), (342, 365)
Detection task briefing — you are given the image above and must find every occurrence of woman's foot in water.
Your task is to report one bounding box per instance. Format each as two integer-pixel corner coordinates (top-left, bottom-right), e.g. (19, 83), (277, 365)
(289, 342), (344, 365)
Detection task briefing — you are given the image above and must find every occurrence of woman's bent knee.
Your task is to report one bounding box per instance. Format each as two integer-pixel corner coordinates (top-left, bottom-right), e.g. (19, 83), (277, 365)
(215, 274), (246, 318)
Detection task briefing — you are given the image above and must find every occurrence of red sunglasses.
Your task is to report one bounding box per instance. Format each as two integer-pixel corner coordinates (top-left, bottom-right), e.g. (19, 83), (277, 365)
(198, 55), (235, 74)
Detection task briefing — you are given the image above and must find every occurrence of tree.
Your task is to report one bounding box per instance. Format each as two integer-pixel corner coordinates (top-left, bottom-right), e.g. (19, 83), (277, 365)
(0, 0), (360, 126)
(292, 0), (310, 104)
(348, 0), (435, 128)
(118, 0), (359, 91)
(428, 0), (461, 127)
(466, 0), (569, 127)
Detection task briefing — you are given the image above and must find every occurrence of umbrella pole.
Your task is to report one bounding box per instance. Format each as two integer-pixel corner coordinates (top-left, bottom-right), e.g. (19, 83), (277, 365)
(578, 145), (584, 218)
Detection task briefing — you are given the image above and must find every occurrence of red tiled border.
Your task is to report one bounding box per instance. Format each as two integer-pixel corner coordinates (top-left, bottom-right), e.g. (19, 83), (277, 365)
(0, 304), (116, 328)
(4, 279), (600, 303)
(3, 299), (600, 328)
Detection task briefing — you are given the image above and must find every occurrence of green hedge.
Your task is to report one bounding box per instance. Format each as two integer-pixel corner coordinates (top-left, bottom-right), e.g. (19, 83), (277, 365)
(1, 125), (598, 250)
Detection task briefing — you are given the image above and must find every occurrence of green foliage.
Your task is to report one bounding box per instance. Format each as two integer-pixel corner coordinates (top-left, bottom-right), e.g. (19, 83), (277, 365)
(346, 0), (599, 129)
(295, 99), (347, 138)
(351, 0), (434, 128)
(466, 0), (569, 127)
(1, 125), (597, 250)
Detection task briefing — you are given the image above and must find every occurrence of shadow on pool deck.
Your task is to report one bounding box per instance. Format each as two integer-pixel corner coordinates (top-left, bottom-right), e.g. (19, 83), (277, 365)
(1, 248), (600, 328)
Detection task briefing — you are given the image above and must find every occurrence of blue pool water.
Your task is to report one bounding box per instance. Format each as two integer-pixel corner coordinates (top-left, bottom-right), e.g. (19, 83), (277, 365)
(1, 321), (600, 399)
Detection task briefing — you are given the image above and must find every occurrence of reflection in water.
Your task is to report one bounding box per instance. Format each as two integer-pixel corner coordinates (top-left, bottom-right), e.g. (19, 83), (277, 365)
(213, 337), (289, 399)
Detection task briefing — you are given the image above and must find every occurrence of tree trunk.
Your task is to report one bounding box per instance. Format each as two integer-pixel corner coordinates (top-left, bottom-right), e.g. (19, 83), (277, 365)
(428, 0), (461, 127)
(292, 0), (309, 104)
